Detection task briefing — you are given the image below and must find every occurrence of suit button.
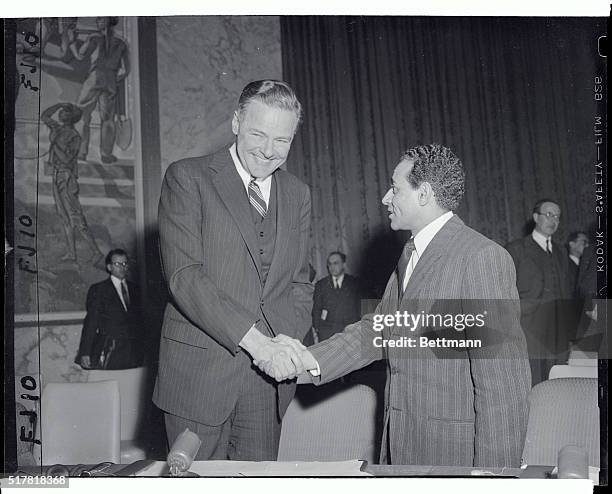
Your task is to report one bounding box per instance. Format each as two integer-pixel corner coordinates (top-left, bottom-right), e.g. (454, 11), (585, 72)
(259, 232), (264, 237)
(259, 249), (264, 254)
(260, 300), (264, 306)
(390, 366), (399, 375)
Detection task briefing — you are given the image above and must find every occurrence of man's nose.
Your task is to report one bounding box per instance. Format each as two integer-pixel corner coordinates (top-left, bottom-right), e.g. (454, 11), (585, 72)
(382, 189), (392, 205)
(261, 138), (275, 158)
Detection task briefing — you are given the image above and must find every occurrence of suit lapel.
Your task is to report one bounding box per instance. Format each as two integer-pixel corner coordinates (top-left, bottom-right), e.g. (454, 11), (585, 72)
(105, 278), (126, 312)
(211, 150), (262, 280)
(401, 215), (463, 305)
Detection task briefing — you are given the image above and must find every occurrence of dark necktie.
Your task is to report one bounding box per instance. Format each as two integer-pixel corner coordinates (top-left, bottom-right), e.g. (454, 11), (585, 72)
(334, 278), (339, 289)
(396, 238), (416, 295)
(546, 238), (552, 255)
(121, 281), (130, 310)
(248, 178), (267, 218)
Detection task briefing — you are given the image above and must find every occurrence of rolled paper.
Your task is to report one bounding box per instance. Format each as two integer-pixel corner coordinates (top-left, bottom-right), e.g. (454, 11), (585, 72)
(557, 444), (589, 479)
(167, 428), (202, 476)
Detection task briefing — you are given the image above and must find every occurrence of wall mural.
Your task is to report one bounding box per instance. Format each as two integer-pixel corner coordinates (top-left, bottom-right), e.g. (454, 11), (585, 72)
(14, 17), (139, 317)
(12, 16), (141, 464)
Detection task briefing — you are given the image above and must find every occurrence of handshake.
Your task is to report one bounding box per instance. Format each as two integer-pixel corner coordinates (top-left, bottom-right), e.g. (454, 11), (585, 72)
(247, 332), (318, 382)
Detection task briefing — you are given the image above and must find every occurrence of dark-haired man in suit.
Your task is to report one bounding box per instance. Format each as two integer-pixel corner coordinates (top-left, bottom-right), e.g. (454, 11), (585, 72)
(567, 231), (589, 292)
(76, 248), (144, 369)
(264, 144), (531, 468)
(506, 200), (573, 385)
(153, 80), (313, 460)
(312, 252), (361, 342)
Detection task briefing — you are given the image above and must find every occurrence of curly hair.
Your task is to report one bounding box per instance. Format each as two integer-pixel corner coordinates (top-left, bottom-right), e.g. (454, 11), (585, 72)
(400, 144), (465, 211)
(237, 80), (303, 126)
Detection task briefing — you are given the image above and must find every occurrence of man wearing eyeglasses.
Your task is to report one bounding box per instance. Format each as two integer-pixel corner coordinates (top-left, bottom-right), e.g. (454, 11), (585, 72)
(506, 199), (573, 385)
(76, 248), (144, 370)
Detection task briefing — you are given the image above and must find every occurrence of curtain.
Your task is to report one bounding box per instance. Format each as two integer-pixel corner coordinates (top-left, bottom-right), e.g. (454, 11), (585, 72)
(281, 16), (603, 295)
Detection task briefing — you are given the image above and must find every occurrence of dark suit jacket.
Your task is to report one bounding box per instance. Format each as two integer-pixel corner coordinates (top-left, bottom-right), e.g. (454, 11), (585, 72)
(312, 274), (361, 341)
(568, 255), (579, 294)
(505, 235), (572, 315)
(76, 278), (143, 367)
(153, 148), (313, 426)
(506, 235), (574, 383)
(307, 215), (531, 467)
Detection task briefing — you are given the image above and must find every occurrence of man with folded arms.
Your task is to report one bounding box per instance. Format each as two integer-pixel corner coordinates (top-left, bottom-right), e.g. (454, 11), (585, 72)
(261, 144), (531, 467)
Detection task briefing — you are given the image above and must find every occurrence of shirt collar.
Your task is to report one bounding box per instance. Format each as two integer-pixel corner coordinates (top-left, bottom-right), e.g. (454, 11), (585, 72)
(229, 143), (272, 205)
(333, 273), (345, 286)
(110, 275), (125, 288)
(569, 254), (580, 266)
(531, 229), (550, 252)
(412, 211), (454, 258)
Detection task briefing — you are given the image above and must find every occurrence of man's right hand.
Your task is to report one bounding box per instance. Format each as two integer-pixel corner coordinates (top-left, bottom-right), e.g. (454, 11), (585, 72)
(239, 327), (305, 382)
(80, 355), (92, 369)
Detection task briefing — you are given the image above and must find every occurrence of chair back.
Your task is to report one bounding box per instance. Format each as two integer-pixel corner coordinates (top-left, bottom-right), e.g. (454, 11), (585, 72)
(278, 383), (379, 462)
(522, 377), (599, 467)
(38, 381), (120, 465)
(88, 366), (150, 441)
(549, 364), (597, 379)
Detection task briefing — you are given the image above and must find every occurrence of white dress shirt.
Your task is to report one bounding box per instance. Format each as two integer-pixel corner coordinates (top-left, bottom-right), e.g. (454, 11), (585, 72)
(230, 143), (272, 206)
(401, 211), (454, 292)
(332, 274), (344, 289)
(531, 229), (552, 253)
(110, 275), (128, 311)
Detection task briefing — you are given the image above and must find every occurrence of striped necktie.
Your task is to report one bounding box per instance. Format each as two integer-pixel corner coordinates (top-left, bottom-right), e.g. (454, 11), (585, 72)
(397, 238), (416, 296)
(248, 178), (267, 218)
(546, 238), (552, 255)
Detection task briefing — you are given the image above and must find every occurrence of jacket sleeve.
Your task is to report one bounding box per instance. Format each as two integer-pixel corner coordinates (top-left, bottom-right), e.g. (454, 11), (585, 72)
(77, 284), (102, 358)
(462, 244), (531, 467)
(312, 281), (323, 330)
(287, 186), (314, 340)
(158, 161), (258, 353)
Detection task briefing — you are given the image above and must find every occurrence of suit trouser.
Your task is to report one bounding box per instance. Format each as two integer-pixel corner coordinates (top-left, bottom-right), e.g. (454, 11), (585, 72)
(164, 360), (281, 461)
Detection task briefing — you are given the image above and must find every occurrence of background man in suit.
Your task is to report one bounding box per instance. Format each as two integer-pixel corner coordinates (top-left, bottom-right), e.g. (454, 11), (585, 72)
(506, 199), (573, 385)
(567, 231), (589, 291)
(267, 144), (531, 467)
(312, 251), (361, 342)
(153, 80), (313, 460)
(76, 248), (144, 369)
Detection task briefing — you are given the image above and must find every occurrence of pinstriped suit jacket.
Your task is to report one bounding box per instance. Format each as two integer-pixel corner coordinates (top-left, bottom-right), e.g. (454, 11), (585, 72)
(309, 215), (531, 467)
(153, 148), (313, 425)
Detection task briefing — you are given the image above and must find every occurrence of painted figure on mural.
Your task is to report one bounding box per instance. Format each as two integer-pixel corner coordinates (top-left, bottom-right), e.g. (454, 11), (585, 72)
(66, 16), (130, 163)
(41, 102), (104, 266)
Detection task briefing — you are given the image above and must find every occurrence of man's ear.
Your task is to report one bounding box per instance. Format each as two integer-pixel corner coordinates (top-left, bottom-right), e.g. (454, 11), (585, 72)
(231, 111), (240, 136)
(418, 182), (434, 205)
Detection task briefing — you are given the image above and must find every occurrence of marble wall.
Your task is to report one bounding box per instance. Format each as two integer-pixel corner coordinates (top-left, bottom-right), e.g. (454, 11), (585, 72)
(156, 16), (282, 171)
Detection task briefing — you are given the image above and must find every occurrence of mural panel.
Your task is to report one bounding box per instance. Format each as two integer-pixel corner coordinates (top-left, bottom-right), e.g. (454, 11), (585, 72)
(13, 17), (140, 316)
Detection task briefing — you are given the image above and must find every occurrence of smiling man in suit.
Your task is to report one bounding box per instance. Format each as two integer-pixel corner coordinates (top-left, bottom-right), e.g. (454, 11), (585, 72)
(153, 80), (313, 460)
(76, 248), (144, 370)
(265, 144), (531, 467)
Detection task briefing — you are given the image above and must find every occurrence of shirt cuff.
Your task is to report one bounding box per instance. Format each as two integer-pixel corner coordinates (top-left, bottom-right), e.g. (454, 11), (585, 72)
(308, 360), (321, 377)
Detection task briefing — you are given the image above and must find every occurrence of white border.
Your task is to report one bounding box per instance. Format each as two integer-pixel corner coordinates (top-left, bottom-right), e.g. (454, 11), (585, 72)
(1, 0), (610, 17)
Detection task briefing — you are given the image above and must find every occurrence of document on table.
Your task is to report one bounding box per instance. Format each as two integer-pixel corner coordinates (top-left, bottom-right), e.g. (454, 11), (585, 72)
(132, 460), (370, 477)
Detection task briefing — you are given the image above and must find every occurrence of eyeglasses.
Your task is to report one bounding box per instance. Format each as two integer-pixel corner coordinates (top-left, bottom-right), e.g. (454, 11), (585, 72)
(111, 261), (129, 267)
(537, 212), (561, 220)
